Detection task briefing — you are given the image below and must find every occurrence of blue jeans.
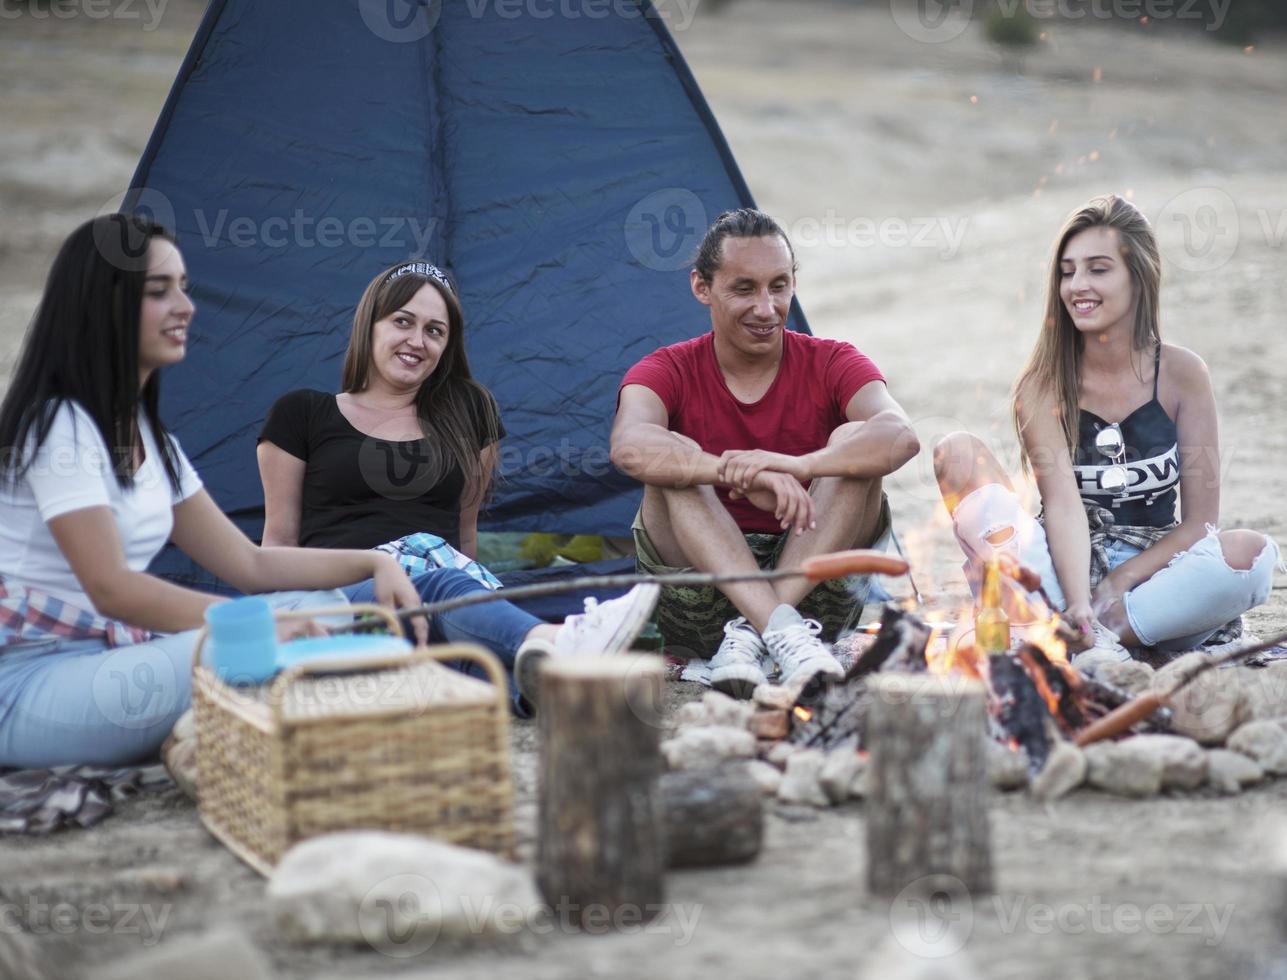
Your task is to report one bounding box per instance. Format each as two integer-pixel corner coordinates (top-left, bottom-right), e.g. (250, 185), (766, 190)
(952, 483), (1280, 650)
(343, 567), (541, 714)
(0, 590), (343, 769)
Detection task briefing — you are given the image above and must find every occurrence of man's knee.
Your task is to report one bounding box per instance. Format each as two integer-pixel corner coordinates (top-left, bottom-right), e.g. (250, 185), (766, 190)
(1218, 529), (1269, 571)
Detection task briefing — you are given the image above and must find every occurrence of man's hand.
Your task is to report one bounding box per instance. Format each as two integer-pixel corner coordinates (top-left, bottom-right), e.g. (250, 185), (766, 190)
(718, 449), (809, 489)
(728, 469), (816, 535)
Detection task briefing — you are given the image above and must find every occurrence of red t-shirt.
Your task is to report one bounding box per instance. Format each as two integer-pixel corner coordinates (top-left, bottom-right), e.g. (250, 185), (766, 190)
(619, 330), (885, 533)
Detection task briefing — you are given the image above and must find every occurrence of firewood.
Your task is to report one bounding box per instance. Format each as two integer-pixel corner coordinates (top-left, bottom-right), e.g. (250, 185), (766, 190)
(537, 656), (666, 925)
(865, 674), (993, 897)
(659, 766), (764, 868)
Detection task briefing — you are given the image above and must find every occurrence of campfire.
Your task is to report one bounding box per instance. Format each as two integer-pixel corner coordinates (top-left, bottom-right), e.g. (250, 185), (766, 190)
(663, 556), (1287, 805)
(786, 600), (1170, 774)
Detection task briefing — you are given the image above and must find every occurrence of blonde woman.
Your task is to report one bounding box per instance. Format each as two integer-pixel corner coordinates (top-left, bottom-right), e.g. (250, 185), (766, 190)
(933, 195), (1278, 657)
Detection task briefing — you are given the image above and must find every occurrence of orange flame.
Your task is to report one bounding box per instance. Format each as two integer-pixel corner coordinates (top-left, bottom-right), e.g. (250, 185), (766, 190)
(793, 706), (813, 723)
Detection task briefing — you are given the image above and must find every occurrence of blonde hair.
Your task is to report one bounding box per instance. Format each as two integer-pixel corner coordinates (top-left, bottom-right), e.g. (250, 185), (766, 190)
(341, 263), (501, 503)
(1013, 194), (1161, 471)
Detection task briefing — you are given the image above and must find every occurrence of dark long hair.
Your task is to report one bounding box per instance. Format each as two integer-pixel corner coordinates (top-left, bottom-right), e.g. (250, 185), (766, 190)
(0, 213), (184, 492)
(340, 263), (501, 503)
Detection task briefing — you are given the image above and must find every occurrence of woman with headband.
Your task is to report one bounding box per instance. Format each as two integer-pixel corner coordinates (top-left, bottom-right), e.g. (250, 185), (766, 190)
(257, 261), (657, 712)
(932, 195), (1278, 661)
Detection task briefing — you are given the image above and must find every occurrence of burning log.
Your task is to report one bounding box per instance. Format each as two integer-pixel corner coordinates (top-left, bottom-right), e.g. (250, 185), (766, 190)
(865, 674), (993, 897)
(1016, 642), (1087, 736)
(660, 766), (763, 868)
(538, 656), (666, 925)
(849, 604), (933, 678)
(988, 652), (1052, 774)
(785, 605), (935, 752)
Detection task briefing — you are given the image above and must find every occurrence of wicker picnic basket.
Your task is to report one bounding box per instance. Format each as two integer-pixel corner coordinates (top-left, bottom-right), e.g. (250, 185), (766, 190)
(190, 603), (514, 875)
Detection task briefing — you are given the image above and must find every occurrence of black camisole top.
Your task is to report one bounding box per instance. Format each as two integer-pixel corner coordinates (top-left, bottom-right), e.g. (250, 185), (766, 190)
(1070, 346), (1179, 528)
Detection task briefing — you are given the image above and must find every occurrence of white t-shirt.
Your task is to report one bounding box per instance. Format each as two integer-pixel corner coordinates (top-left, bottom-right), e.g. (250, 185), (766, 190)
(0, 401), (203, 611)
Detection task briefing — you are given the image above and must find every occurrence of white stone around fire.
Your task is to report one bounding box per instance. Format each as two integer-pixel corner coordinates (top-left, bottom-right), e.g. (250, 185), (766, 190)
(765, 741), (802, 770)
(1085, 741), (1164, 798)
(702, 690), (756, 729)
(1226, 719), (1287, 775)
(1205, 748), (1265, 794)
(1126, 734), (1207, 790)
(1031, 741), (1086, 801)
(268, 831), (538, 946)
(1095, 659), (1154, 696)
(987, 741), (1029, 792)
(777, 749), (831, 807)
(661, 725), (757, 771)
(744, 759), (785, 795)
(820, 749), (865, 804)
(1150, 653), (1242, 745)
(1236, 664), (1287, 726)
(752, 683), (797, 711)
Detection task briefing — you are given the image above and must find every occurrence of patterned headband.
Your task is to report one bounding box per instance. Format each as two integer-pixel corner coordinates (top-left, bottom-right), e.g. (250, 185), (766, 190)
(386, 261), (454, 293)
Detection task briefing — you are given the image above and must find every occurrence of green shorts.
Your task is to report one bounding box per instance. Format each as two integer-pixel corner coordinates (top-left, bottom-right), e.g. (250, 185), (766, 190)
(632, 494), (893, 660)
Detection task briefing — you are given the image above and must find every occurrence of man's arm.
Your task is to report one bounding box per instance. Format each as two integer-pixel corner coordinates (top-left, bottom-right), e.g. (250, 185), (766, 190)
(609, 384), (724, 488)
(718, 381), (920, 488)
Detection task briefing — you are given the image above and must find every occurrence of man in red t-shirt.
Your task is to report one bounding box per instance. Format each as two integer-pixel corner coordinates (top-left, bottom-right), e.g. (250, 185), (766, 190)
(611, 209), (918, 696)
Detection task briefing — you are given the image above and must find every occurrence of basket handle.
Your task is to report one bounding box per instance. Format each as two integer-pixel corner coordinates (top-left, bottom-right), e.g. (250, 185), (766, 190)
(190, 602), (403, 670)
(266, 641), (510, 724)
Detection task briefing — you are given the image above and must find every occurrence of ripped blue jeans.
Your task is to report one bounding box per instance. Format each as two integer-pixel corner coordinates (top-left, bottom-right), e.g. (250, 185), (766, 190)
(951, 483), (1280, 650)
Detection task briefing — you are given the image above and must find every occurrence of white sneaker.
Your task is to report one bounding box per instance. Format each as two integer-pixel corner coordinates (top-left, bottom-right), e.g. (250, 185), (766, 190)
(764, 617), (843, 688)
(552, 583), (661, 656)
(709, 617), (769, 699)
(514, 584), (661, 709)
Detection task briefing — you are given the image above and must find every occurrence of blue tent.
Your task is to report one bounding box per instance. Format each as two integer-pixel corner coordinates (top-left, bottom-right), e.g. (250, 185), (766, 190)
(130, 0), (809, 584)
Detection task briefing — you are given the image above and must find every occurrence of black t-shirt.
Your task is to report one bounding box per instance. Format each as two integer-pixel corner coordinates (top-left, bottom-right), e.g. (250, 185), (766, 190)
(258, 389), (503, 550)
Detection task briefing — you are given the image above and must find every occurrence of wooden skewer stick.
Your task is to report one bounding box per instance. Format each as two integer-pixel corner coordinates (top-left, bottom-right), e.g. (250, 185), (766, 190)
(333, 548), (911, 635)
(1074, 628), (1287, 747)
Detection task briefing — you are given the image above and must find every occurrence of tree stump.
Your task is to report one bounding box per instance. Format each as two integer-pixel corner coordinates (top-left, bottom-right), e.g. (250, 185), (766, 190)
(864, 674), (993, 897)
(660, 765), (764, 868)
(537, 655), (666, 926)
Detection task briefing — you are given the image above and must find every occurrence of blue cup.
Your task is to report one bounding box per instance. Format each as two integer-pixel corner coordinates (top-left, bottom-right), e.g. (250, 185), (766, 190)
(205, 597), (278, 686)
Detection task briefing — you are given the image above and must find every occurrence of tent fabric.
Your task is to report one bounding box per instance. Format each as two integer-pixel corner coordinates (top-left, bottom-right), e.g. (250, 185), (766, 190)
(130, 0), (810, 590)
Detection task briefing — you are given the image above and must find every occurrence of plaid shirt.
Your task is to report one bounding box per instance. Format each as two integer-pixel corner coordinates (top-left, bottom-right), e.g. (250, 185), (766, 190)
(0, 577), (153, 649)
(374, 533), (502, 591)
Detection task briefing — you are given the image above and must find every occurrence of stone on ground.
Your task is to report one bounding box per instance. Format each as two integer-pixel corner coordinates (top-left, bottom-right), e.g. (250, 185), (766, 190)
(1031, 741), (1086, 801)
(1084, 741), (1164, 798)
(1226, 719), (1287, 775)
(1205, 748), (1265, 794)
(268, 831), (538, 946)
(661, 725), (756, 771)
(777, 749), (830, 807)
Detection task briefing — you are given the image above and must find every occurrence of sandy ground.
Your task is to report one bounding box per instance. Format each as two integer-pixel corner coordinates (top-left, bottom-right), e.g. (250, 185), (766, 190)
(2, 2), (1287, 978)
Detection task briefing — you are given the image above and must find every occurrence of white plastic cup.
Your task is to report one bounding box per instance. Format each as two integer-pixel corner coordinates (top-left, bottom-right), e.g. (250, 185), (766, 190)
(205, 597), (278, 686)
